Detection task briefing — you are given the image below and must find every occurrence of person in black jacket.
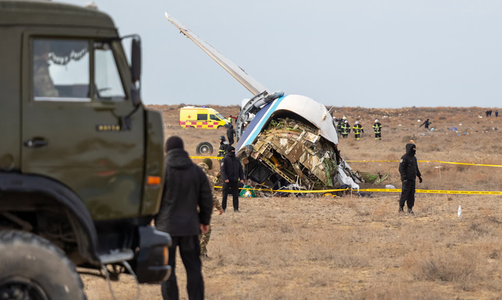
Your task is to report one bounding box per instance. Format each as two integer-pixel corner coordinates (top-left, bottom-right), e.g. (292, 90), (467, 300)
(220, 146), (244, 212)
(398, 142), (422, 215)
(419, 119), (431, 129)
(218, 136), (228, 157)
(156, 136), (213, 300)
(227, 125), (236, 145)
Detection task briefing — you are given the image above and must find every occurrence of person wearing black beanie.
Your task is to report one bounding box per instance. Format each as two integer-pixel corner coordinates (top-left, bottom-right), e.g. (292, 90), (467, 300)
(165, 136), (184, 152)
(157, 136), (212, 300)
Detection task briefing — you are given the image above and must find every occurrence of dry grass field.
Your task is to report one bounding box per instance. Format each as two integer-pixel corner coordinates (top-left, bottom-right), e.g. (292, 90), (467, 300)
(82, 105), (502, 299)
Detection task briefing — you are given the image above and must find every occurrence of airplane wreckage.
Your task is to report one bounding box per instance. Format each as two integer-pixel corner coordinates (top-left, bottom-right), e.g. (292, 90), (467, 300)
(165, 14), (384, 193)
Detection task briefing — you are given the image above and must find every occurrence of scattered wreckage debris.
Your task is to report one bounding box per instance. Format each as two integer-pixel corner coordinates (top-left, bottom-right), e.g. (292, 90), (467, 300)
(196, 141), (214, 155)
(359, 171), (390, 185)
(165, 14), (387, 196)
(237, 117), (341, 190)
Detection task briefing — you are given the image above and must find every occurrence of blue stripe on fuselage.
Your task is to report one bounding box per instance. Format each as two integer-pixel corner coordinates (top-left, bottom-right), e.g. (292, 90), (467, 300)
(236, 96), (286, 150)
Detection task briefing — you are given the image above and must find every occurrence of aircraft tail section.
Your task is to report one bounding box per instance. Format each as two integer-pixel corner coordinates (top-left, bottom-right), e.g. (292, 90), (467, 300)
(165, 13), (269, 96)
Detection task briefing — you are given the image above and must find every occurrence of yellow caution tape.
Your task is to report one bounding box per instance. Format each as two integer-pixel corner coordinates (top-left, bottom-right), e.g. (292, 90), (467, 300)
(357, 188), (401, 193)
(214, 186), (502, 195)
(346, 160), (502, 168)
(190, 157), (502, 167)
(346, 160), (400, 163)
(359, 188), (502, 195)
(430, 161), (502, 168)
(416, 189), (502, 195)
(214, 186), (347, 193)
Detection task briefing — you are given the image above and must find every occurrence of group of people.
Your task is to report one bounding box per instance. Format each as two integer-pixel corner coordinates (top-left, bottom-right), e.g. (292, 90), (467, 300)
(334, 117), (383, 140)
(217, 121), (236, 157)
(485, 110), (499, 117)
(157, 136), (245, 300)
(156, 108), (432, 299)
(157, 132), (424, 299)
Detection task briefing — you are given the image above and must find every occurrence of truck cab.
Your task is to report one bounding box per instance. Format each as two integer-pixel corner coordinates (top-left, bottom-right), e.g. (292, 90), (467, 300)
(0, 1), (170, 297)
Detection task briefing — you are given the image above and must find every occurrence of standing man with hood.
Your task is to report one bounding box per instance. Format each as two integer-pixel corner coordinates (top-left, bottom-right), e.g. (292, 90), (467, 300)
(398, 142), (423, 215)
(221, 146), (244, 212)
(156, 136), (213, 300)
(227, 124), (236, 146)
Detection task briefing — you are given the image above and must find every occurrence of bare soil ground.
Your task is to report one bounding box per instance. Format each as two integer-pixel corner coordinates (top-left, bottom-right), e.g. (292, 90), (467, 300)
(82, 105), (502, 299)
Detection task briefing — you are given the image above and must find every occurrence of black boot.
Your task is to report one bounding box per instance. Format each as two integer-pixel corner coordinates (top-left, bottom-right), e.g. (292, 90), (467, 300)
(399, 206), (404, 213)
(408, 207), (414, 215)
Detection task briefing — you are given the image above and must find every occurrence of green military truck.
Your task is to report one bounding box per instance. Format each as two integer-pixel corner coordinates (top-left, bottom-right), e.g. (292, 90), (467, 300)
(0, 1), (171, 299)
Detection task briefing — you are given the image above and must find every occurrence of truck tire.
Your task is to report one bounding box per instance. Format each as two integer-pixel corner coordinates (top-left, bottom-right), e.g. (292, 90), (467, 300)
(0, 230), (87, 300)
(196, 142), (213, 155)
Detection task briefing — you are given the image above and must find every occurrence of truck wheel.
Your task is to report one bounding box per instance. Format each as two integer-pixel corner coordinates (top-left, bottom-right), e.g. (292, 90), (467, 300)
(0, 230), (87, 300)
(196, 142), (213, 155)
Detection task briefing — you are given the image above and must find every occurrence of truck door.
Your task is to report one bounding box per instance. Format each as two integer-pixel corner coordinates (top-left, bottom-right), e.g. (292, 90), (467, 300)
(22, 36), (145, 220)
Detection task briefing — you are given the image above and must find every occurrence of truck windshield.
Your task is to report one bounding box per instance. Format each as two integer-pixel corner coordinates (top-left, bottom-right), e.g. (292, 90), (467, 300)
(216, 113), (225, 120)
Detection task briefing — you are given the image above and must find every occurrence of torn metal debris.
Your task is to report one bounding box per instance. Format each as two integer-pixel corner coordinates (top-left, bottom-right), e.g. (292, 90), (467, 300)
(237, 117), (340, 190)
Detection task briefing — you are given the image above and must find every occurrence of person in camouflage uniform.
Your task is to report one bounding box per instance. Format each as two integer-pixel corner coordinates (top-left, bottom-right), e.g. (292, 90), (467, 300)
(198, 158), (223, 258)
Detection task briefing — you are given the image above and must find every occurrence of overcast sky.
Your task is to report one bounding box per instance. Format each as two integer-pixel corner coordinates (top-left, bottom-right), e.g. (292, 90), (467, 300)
(65, 0), (502, 108)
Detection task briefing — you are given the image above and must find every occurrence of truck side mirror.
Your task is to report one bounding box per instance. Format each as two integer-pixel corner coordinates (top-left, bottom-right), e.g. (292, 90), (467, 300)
(131, 38), (141, 83)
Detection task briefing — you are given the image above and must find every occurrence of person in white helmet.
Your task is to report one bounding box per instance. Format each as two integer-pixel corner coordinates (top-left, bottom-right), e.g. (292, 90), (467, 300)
(352, 121), (364, 141)
(341, 119), (350, 138)
(373, 119), (382, 140)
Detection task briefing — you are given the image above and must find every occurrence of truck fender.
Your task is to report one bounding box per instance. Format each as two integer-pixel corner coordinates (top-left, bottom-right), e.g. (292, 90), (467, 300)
(0, 173), (101, 265)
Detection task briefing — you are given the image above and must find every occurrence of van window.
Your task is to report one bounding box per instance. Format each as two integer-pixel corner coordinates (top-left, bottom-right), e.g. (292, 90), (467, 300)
(197, 114), (207, 121)
(33, 39), (90, 101)
(210, 114), (220, 121)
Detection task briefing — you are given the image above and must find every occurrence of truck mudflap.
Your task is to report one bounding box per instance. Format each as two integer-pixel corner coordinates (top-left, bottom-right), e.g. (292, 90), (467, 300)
(136, 226), (172, 283)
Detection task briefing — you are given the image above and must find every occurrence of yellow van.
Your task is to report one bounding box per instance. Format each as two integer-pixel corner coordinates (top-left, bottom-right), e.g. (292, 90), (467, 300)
(179, 106), (229, 129)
